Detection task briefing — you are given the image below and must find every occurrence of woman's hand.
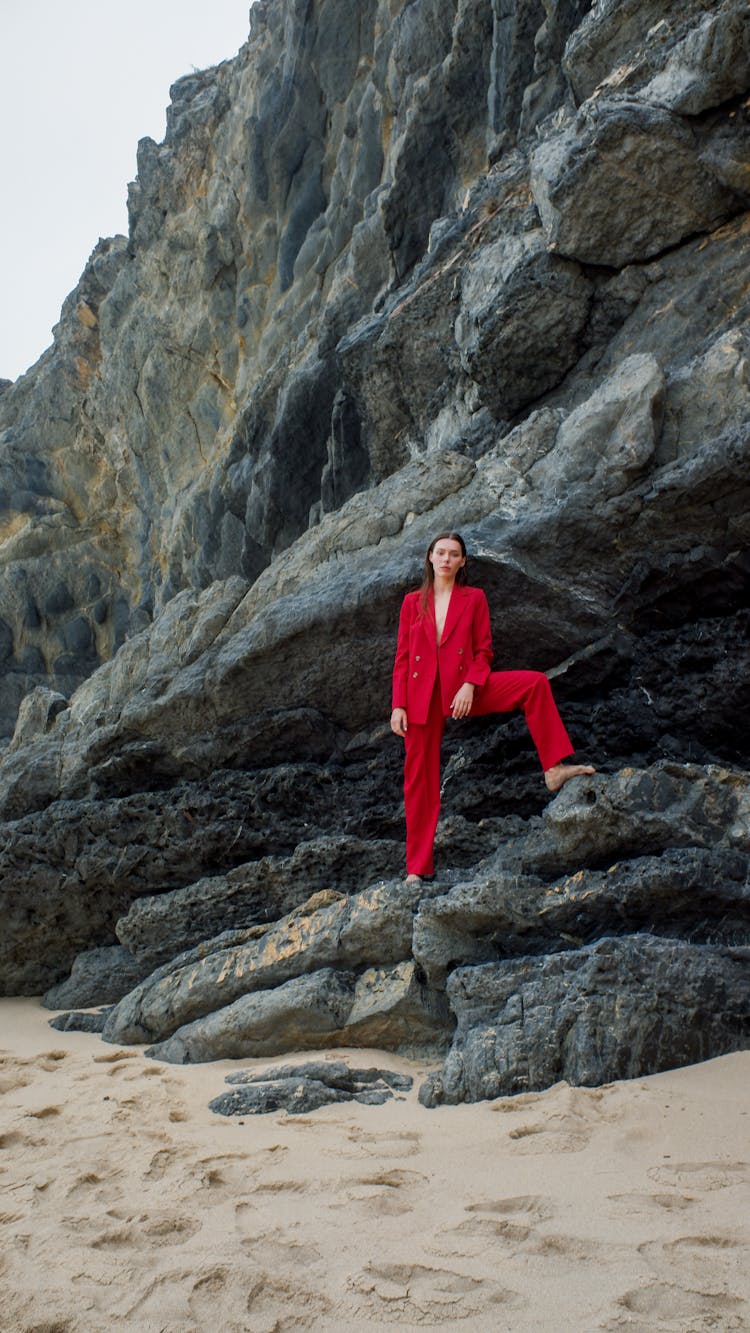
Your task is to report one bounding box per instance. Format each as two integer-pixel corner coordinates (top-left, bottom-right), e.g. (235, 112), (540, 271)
(450, 682), (475, 719)
(391, 708), (408, 737)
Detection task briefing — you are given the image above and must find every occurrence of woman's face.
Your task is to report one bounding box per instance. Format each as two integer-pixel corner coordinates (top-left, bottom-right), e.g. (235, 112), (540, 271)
(429, 538), (466, 579)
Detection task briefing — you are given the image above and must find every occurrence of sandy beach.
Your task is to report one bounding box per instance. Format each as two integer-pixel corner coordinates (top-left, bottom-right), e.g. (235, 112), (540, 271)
(1, 998), (748, 1331)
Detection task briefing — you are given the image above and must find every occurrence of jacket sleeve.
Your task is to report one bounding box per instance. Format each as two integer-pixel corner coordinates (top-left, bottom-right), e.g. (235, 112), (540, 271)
(391, 595), (413, 710)
(466, 590), (494, 687)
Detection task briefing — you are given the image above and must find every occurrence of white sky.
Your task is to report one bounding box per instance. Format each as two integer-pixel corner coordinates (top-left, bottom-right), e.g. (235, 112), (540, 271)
(1, 1), (253, 382)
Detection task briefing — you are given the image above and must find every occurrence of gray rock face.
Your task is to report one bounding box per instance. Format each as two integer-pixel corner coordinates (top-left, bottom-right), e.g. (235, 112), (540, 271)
(104, 881), (422, 1046)
(536, 762), (750, 870)
(530, 99), (740, 268)
(2, 0), (750, 1101)
(147, 969), (358, 1064)
(0, 767), (371, 994)
(456, 233), (593, 417)
(146, 960), (451, 1064)
(419, 937), (750, 1106)
(562, 0), (749, 111)
(90, 763), (749, 1091)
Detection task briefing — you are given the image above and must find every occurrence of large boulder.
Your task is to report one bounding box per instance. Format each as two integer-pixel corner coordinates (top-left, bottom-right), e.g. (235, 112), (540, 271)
(419, 936), (750, 1106)
(146, 961), (451, 1064)
(103, 881), (422, 1045)
(531, 99), (740, 267)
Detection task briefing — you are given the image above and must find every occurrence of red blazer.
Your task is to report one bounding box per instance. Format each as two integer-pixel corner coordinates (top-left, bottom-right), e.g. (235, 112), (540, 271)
(391, 585), (494, 724)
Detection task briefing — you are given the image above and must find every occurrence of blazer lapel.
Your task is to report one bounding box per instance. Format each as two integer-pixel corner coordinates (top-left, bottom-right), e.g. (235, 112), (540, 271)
(440, 585), (470, 646)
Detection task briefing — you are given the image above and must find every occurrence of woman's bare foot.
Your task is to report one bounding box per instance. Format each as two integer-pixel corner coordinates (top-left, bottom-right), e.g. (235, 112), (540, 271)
(544, 762), (596, 793)
(405, 873), (422, 884)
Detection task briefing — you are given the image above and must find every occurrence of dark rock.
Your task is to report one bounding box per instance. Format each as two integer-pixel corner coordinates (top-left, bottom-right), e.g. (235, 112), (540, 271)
(211, 1077), (368, 1116)
(0, 766), (404, 994)
(518, 0), (591, 138)
(419, 936), (750, 1106)
(639, 3), (750, 116)
(115, 835), (404, 970)
(42, 946), (149, 1010)
(414, 846), (750, 988)
(48, 1008), (112, 1034)
(562, 0), (749, 112)
(488, 0), (545, 149)
(539, 763), (750, 872)
(209, 1059), (413, 1115)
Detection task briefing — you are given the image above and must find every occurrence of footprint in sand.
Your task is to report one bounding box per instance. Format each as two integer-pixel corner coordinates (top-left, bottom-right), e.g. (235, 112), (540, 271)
(436, 1195), (555, 1259)
(189, 1152), (260, 1203)
(234, 1208), (323, 1270)
(0, 1131), (26, 1149)
(349, 1260), (521, 1323)
(0, 1049), (67, 1092)
(606, 1225), (750, 1329)
(143, 1147), (185, 1181)
(527, 1232), (601, 1261)
(0, 1128), (46, 1152)
(498, 1085), (619, 1155)
(341, 1167), (427, 1217)
(188, 1268), (235, 1328)
(637, 1233), (748, 1295)
(329, 1126), (423, 1160)
(65, 1170), (125, 1207)
(465, 1195), (553, 1220)
(186, 1266), (333, 1333)
(244, 1272), (333, 1331)
(0, 1068), (32, 1094)
(646, 1159), (750, 1192)
(352, 1167), (427, 1189)
(249, 1178), (307, 1195)
(607, 1189), (696, 1214)
(90, 1208), (201, 1249)
(616, 1279), (746, 1324)
(35, 1050), (69, 1071)
(505, 1121), (589, 1154)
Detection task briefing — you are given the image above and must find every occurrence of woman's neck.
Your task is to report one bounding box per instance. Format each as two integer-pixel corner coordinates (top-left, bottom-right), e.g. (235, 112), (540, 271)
(432, 575), (456, 596)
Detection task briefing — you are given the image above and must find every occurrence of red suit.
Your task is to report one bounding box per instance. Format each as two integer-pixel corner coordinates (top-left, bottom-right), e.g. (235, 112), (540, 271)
(392, 585), (573, 876)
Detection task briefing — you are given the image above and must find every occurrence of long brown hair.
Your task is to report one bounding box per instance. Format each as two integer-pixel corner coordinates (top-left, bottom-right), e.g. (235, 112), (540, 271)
(419, 531), (468, 614)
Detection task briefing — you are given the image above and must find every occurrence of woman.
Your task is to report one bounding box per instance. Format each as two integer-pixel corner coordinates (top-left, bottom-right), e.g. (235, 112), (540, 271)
(391, 532), (594, 882)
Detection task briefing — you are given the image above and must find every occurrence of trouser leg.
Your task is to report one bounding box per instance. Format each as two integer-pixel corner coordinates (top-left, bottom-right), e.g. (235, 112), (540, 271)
(403, 678), (445, 876)
(470, 670), (573, 771)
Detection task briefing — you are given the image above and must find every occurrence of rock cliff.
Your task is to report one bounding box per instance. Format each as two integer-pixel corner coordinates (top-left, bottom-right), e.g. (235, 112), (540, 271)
(1, 0), (749, 1102)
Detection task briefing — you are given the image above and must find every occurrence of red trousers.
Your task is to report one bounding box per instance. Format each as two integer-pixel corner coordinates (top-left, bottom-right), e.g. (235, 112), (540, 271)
(403, 670), (573, 876)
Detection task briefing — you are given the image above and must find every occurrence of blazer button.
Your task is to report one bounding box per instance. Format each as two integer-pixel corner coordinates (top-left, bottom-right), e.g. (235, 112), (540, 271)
(458, 648), (463, 654)
(412, 671), (419, 678)
(415, 655), (421, 662)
